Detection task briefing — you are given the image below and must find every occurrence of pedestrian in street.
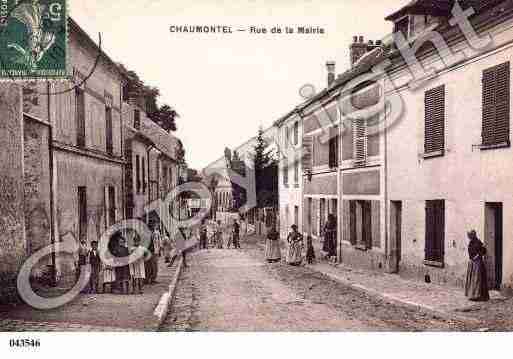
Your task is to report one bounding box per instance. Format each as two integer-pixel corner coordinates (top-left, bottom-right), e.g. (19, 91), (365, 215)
(76, 238), (89, 293)
(130, 235), (147, 294)
(306, 235), (316, 265)
(233, 220), (241, 249)
(265, 225), (281, 263)
(152, 225), (162, 257)
(88, 241), (101, 294)
(200, 220), (208, 250)
(102, 235), (116, 294)
(162, 231), (172, 264)
(113, 233), (130, 295)
(322, 214), (337, 261)
(146, 227), (159, 284)
(286, 225), (304, 266)
(215, 220), (223, 249)
(465, 230), (490, 302)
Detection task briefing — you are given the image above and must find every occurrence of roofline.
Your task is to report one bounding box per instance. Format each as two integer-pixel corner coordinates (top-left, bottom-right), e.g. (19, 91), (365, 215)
(69, 17), (126, 82)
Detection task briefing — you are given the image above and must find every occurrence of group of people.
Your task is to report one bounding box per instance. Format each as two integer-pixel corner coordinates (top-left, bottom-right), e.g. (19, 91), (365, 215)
(266, 223), (491, 303)
(75, 224), (172, 295)
(265, 214), (337, 266)
(199, 219), (241, 250)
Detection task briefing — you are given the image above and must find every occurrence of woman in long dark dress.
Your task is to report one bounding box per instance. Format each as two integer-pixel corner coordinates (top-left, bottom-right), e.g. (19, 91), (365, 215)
(322, 214), (337, 259)
(265, 225), (281, 263)
(112, 232), (130, 294)
(464, 230), (490, 302)
(286, 225), (303, 266)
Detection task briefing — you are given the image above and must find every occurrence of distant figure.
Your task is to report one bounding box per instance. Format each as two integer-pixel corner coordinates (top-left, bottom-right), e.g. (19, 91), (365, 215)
(233, 220), (241, 249)
(88, 241), (101, 294)
(152, 226), (162, 257)
(265, 225), (281, 263)
(114, 233), (130, 295)
(130, 235), (147, 294)
(306, 236), (316, 265)
(322, 214), (337, 260)
(215, 220), (223, 249)
(286, 225), (303, 266)
(200, 220), (208, 250)
(465, 230), (490, 302)
(162, 231), (172, 264)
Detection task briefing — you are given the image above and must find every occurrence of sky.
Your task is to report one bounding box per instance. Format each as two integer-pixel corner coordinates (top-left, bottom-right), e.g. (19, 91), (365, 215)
(70, 0), (409, 170)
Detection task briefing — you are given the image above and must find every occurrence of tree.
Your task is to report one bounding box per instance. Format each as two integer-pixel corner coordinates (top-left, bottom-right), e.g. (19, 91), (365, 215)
(252, 127), (278, 208)
(149, 104), (179, 132)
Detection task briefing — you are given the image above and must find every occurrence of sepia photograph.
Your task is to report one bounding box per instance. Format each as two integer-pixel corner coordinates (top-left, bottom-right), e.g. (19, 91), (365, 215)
(1, 0), (513, 357)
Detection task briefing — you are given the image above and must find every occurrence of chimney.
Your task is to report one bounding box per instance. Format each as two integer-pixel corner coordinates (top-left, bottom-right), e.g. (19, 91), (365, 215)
(350, 35), (367, 67)
(326, 61), (336, 87)
(349, 35), (382, 67)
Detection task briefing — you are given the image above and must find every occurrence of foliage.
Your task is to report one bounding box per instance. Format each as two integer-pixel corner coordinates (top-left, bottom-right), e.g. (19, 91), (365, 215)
(252, 128), (278, 208)
(117, 63), (179, 132)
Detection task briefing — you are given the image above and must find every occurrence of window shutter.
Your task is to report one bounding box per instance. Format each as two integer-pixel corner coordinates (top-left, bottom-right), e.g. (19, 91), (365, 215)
(349, 201), (357, 245)
(113, 186), (119, 222)
(482, 62), (510, 147)
(425, 200), (444, 263)
(302, 135), (313, 173)
(104, 186), (110, 229)
(353, 119), (367, 167)
(329, 126), (339, 168)
(424, 85), (445, 154)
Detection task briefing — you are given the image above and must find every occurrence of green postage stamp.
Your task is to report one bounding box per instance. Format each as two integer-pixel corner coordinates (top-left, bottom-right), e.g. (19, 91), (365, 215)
(0, 0), (68, 79)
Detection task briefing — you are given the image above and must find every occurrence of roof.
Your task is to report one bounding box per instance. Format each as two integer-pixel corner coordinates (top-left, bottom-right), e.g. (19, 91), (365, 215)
(385, 0), (505, 21)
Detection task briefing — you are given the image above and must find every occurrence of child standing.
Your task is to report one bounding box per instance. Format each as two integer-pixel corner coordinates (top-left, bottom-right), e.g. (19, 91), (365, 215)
(130, 235), (147, 294)
(306, 236), (316, 265)
(89, 241), (101, 294)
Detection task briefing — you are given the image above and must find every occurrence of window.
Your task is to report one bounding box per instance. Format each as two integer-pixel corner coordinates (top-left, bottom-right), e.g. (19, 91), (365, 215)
(308, 198), (313, 234)
(162, 166), (168, 194)
(424, 85), (445, 156)
(135, 155), (141, 194)
(348, 200), (372, 249)
(294, 158), (299, 186)
(142, 156), (147, 194)
(294, 206), (299, 227)
(134, 109), (141, 130)
(283, 158), (289, 187)
(78, 187), (87, 242)
(105, 106), (113, 155)
(329, 126), (339, 168)
(285, 126), (290, 147)
(169, 167), (173, 188)
(353, 118), (367, 167)
(293, 121), (299, 145)
(107, 186), (116, 226)
(394, 16), (409, 39)
(76, 88), (86, 148)
(425, 200), (445, 265)
(482, 62), (510, 148)
(320, 198), (326, 231)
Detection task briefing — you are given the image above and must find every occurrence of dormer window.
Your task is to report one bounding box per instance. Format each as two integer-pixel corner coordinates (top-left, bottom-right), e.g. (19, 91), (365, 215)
(394, 16), (410, 39)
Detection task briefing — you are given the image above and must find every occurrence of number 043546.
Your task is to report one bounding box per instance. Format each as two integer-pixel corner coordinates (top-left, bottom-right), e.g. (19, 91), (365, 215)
(9, 339), (40, 348)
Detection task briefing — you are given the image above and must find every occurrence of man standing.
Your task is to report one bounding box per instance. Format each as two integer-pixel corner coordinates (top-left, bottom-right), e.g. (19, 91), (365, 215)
(233, 220), (240, 249)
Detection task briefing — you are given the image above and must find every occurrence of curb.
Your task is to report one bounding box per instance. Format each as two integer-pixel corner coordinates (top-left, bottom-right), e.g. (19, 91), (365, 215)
(252, 237), (480, 325)
(153, 241), (197, 330)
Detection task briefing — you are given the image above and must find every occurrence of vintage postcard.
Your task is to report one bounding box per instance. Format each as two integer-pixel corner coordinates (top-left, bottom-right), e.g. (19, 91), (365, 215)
(1, 0), (513, 357)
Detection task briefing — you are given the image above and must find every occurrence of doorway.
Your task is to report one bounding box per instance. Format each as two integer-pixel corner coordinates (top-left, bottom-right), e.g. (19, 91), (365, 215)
(485, 202), (503, 290)
(389, 201), (402, 273)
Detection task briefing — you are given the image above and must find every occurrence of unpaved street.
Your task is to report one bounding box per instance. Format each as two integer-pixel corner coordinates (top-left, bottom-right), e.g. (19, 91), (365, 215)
(162, 240), (473, 331)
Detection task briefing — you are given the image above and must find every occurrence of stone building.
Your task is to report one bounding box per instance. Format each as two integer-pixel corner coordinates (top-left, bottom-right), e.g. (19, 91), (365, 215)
(0, 18), (184, 298)
(384, 0), (513, 290)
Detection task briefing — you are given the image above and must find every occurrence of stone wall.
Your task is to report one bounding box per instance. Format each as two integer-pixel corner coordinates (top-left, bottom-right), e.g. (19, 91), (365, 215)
(0, 84), (25, 302)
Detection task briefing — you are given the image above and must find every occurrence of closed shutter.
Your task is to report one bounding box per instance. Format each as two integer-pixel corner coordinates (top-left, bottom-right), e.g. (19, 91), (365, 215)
(76, 89), (85, 147)
(353, 118), (367, 167)
(371, 201), (381, 249)
(302, 135), (313, 173)
(424, 85), (445, 154)
(349, 201), (357, 245)
(329, 126), (339, 168)
(482, 62), (510, 147)
(104, 187), (110, 229)
(425, 200), (445, 263)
